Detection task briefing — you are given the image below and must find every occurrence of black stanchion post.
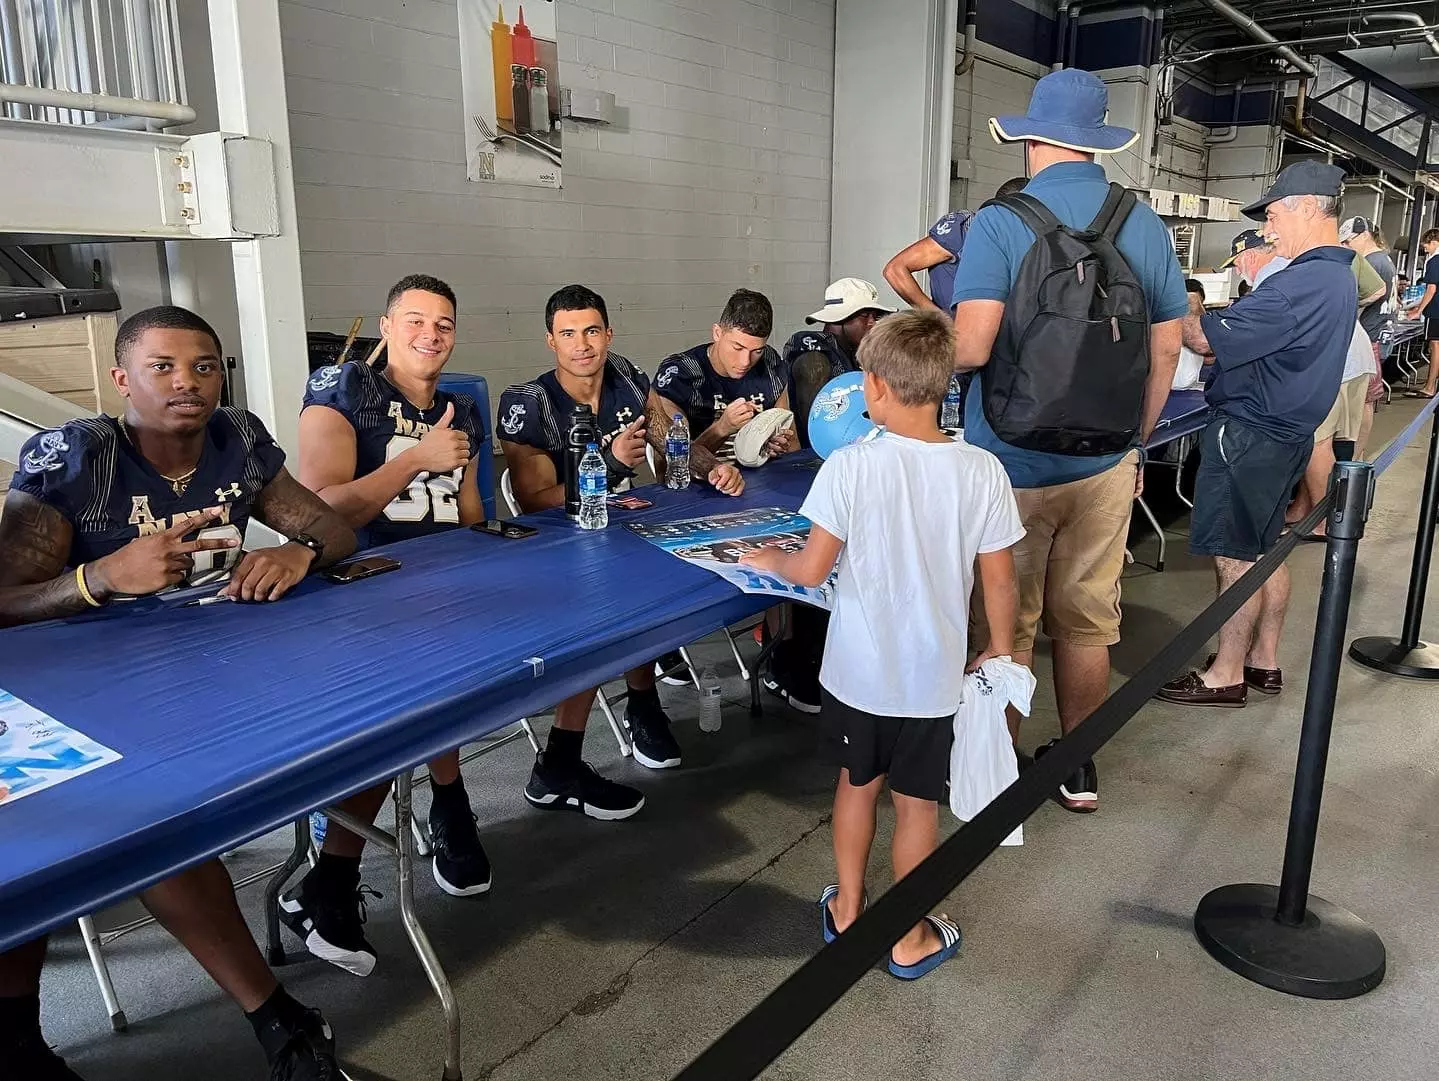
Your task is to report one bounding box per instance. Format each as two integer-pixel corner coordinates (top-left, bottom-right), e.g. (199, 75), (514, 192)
(1350, 408), (1439, 678)
(1194, 460), (1386, 999)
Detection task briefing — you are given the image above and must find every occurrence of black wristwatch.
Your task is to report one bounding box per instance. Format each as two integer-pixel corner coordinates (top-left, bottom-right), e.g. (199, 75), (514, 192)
(290, 533), (325, 566)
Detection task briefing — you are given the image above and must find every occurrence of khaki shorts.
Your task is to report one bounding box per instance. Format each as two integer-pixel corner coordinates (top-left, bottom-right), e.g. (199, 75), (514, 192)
(1315, 375), (1370, 442)
(973, 451), (1137, 653)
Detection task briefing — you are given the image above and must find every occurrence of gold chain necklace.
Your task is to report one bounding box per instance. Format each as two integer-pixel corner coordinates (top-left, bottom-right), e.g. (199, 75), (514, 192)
(121, 420), (198, 497)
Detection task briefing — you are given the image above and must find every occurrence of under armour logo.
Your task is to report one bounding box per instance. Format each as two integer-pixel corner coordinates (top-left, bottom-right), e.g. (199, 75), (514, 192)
(215, 483), (242, 501)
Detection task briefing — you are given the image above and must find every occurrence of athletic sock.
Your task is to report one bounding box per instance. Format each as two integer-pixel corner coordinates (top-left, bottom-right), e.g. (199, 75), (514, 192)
(626, 682), (659, 704)
(429, 774), (471, 821)
(545, 725), (585, 767)
(245, 985), (309, 1060)
(308, 852), (361, 896)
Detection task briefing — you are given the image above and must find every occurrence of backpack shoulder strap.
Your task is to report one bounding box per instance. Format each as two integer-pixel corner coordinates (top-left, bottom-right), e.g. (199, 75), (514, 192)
(980, 192), (1064, 238)
(1088, 182), (1137, 240)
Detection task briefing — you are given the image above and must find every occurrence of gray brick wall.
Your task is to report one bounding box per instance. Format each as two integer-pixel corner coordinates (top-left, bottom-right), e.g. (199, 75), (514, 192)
(279, 0), (835, 400)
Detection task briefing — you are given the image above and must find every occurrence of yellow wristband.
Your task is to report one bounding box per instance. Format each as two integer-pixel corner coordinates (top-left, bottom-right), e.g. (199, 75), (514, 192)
(75, 564), (102, 608)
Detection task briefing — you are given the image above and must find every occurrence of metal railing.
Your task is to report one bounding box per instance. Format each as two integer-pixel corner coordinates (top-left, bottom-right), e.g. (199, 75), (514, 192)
(0, 0), (193, 127)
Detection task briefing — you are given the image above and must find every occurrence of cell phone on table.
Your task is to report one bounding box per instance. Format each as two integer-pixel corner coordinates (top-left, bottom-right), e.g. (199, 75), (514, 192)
(608, 494), (653, 510)
(470, 519), (538, 540)
(323, 555), (402, 583)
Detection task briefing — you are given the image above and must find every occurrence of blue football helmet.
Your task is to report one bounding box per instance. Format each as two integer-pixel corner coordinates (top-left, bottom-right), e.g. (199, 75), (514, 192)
(807, 372), (878, 459)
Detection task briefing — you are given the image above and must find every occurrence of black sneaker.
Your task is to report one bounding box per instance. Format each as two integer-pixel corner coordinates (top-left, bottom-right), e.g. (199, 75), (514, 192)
(260, 1008), (339, 1081)
(1033, 739), (1098, 813)
(3, 1031), (86, 1080)
(762, 646), (822, 715)
(655, 650), (690, 687)
(430, 806), (492, 897)
(279, 875), (381, 976)
(626, 691), (682, 770)
(524, 753), (645, 820)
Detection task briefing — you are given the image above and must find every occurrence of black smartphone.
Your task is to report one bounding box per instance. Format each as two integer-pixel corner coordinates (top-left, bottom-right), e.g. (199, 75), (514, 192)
(470, 519), (538, 540)
(323, 555), (402, 583)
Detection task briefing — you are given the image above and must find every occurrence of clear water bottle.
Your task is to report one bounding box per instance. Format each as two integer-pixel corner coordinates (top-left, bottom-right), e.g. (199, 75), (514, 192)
(309, 811), (328, 851)
(578, 443), (608, 530)
(665, 413), (691, 490)
(698, 665), (723, 733)
(940, 374), (964, 429)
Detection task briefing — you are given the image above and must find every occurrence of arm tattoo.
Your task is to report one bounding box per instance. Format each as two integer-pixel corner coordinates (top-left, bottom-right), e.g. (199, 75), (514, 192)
(0, 491), (91, 628)
(253, 468), (357, 567)
(646, 393), (720, 479)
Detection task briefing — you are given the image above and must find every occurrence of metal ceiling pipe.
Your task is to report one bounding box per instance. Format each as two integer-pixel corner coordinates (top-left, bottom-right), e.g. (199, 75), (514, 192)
(1363, 13), (1439, 58)
(1193, 0), (1318, 77)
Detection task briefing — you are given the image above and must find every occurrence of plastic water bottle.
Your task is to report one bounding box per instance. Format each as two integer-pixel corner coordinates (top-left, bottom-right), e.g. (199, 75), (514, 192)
(940, 374), (964, 429)
(309, 812), (328, 850)
(665, 413), (691, 489)
(578, 443), (608, 530)
(698, 665), (723, 733)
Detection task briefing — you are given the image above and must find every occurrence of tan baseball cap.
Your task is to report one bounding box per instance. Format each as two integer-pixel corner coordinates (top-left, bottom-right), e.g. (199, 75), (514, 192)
(806, 278), (895, 324)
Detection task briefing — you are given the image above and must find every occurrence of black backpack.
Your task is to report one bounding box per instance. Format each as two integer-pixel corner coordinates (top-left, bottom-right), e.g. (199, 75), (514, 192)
(977, 182), (1151, 456)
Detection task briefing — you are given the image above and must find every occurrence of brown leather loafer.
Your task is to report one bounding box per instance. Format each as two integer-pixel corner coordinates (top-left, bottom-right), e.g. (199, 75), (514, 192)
(1206, 655), (1282, 695)
(1156, 671), (1247, 707)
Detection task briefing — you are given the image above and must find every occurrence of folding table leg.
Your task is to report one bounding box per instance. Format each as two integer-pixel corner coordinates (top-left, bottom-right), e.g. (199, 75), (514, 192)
(595, 687), (631, 757)
(722, 628), (750, 682)
(265, 819), (310, 966)
(518, 717), (540, 754)
(78, 915), (127, 1032)
(393, 773), (463, 1080)
(676, 646), (702, 691)
(1134, 494), (1167, 571)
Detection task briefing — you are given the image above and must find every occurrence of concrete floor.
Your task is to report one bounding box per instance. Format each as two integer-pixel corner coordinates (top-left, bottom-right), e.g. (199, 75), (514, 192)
(37, 400), (1439, 1081)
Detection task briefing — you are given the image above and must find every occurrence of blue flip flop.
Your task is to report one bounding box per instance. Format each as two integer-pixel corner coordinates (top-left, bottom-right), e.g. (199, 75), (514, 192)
(817, 885), (867, 944)
(887, 915), (962, 980)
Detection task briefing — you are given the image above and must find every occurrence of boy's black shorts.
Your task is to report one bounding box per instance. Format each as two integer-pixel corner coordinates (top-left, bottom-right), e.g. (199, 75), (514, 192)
(822, 690), (953, 801)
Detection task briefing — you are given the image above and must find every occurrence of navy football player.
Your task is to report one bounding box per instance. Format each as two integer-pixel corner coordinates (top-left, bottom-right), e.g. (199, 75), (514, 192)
(646, 290), (819, 711)
(282, 275), (490, 977)
(781, 278), (892, 448)
(0, 305), (354, 1081)
(646, 288), (797, 472)
(497, 285), (675, 813)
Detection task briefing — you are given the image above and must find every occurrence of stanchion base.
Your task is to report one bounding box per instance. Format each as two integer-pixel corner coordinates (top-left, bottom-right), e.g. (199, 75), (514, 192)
(1348, 636), (1439, 679)
(1194, 883), (1385, 999)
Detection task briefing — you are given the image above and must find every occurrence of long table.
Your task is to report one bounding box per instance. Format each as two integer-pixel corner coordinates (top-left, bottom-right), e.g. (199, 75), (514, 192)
(1133, 388), (1210, 570)
(0, 460), (818, 1077)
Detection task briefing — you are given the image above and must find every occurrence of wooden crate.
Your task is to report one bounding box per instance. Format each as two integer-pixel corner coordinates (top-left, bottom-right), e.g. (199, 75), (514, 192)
(0, 312), (121, 417)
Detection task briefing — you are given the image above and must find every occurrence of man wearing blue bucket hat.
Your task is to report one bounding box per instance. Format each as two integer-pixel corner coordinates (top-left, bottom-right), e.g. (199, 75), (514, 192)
(950, 69), (1188, 814)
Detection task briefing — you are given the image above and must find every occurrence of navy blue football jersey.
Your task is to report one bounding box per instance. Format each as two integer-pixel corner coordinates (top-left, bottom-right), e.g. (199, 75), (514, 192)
(9, 409), (284, 583)
(497, 354), (650, 487)
(781, 329), (858, 450)
(302, 360), (485, 549)
(652, 343), (787, 462)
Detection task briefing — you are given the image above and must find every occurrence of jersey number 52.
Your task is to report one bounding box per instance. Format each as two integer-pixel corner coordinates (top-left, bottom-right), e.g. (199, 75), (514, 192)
(384, 436), (460, 524)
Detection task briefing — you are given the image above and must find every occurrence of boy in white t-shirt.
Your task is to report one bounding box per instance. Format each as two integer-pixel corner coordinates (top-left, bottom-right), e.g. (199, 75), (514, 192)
(742, 310), (1023, 981)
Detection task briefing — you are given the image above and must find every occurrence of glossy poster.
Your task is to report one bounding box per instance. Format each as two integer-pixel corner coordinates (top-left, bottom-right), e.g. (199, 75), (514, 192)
(629, 508), (835, 610)
(459, 0), (562, 188)
(0, 690), (121, 806)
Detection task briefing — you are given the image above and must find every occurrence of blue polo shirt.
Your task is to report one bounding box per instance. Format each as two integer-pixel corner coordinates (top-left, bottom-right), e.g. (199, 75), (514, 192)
(1202, 245), (1355, 443)
(951, 161), (1189, 488)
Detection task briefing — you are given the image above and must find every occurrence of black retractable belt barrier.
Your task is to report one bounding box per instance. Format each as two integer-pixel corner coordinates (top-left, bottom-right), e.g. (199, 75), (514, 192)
(1350, 405), (1439, 678)
(673, 491), (1335, 1081)
(1195, 460), (1386, 999)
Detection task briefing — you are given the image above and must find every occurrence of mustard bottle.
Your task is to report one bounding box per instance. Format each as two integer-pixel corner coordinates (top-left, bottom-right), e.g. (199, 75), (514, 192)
(491, 3), (512, 125)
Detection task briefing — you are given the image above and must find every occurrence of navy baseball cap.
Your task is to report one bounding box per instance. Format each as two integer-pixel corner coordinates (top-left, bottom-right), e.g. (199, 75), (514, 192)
(1242, 161), (1346, 221)
(1220, 229), (1270, 268)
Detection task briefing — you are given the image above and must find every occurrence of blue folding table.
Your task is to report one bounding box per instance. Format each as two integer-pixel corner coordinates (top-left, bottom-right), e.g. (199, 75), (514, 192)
(1133, 388), (1211, 571)
(0, 461), (817, 1080)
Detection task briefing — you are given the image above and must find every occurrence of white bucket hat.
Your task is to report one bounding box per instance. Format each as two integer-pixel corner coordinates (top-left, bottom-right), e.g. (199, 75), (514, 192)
(806, 278), (895, 325)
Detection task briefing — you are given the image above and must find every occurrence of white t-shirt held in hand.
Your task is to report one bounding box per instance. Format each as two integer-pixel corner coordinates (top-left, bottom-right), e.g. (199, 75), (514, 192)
(800, 431), (1025, 718)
